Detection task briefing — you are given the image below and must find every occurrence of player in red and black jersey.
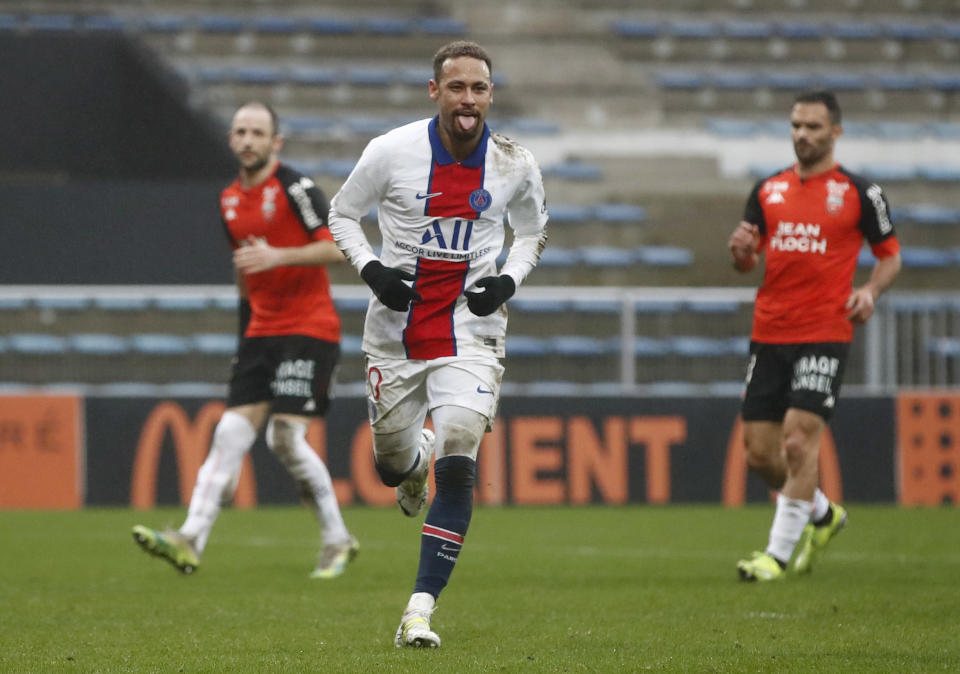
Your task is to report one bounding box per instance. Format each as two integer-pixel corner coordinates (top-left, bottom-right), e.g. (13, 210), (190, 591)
(133, 102), (358, 579)
(729, 91), (902, 581)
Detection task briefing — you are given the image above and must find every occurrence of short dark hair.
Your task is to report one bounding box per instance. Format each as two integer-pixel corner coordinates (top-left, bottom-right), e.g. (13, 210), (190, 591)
(237, 100), (279, 136)
(432, 40), (492, 83)
(793, 90), (842, 125)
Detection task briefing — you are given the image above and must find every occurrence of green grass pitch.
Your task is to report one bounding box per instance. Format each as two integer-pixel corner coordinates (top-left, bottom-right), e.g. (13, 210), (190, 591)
(1, 505), (958, 672)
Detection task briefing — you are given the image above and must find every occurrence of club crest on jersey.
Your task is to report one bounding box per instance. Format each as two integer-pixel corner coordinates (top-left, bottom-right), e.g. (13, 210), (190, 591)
(468, 188), (492, 212)
(825, 179), (849, 214)
(262, 185), (279, 220)
(763, 181), (789, 205)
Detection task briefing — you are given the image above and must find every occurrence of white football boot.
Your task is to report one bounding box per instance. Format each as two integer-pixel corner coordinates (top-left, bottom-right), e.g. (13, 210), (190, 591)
(396, 428), (435, 517)
(394, 592), (441, 648)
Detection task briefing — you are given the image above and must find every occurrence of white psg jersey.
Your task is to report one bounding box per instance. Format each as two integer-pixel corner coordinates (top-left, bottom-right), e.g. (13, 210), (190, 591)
(329, 117), (549, 360)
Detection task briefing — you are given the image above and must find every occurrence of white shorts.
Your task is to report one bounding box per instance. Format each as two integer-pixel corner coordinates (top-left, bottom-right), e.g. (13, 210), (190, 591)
(364, 355), (504, 434)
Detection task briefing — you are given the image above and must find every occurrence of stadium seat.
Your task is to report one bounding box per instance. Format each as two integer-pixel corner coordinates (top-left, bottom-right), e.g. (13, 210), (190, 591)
(927, 337), (960, 357)
(83, 15), (127, 32)
(668, 20), (717, 39)
(8, 334), (68, 354)
(506, 335), (548, 357)
(190, 333), (236, 355)
(141, 14), (189, 33)
(344, 66), (393, 86)
(545, 204), (592, 223)
(196, 15), (247, 33)
(130, 334), (191, 355)
(817, 71), (868, 91)
(611, 20), (664, 39)
(153, 296), (210, 311)
(655, 70), (707, 89)
(542, 161), (603, 181)
(775, 21), (826, 40)
(667, 336), (731, 357)
(307, 17), (359, 35)
(711, 71), (763, 89)
(334, 296), (370, 313)
(68, 334), (130, 355)
(290, 66), (339, 86)
(233, 65), (287, 85)
(894, 204), (960, 225)
(580, 246), (637, 267)
(93, 297), (151, 311)
(547, 335), (618, 357)
(705, 119), (764, 137)
(634, 300), (683, 314)
(510, 298), (572, 313)
(419, 17), (467, 36)
(341, 335), (364, 356)
(637, 246), (694, 267)
(633, 337), (671, 356)
(252, 16), (300, 34)
(881, 20), (936, 41)
(0, 14), (17, 31)
(684, 300), (741, 314)
(0, 297), (28, 310)
(592, 203), (646, 222)
(765, 71), (815, 90)
(25, 14), (76, 31)
(519, 248), (578, 270)
(362, 17), (414, 35)
(722, 20), (773, 39)
(33, 297), (90, 311)
(860, 164), (918, 182)
(899, 247), (955, 268)
(917, 166), (960, 182)
(570, 298), (622, 315)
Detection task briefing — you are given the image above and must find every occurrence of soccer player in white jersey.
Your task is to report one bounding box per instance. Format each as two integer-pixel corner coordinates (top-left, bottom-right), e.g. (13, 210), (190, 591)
(329, 41), (548, 648)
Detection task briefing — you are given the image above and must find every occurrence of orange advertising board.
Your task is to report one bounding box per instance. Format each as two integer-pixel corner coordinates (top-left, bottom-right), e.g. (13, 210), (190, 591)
(0, 394), (83, 509)
(897, 392), (960, 505)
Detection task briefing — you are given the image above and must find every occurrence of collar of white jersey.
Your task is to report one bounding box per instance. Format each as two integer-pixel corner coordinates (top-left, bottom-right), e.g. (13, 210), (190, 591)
(428, 115), (490, 168)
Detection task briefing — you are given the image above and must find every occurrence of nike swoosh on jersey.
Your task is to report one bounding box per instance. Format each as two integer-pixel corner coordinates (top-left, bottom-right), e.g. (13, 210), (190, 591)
(476, 385), (494, 395)
(416, 191), (444, 199)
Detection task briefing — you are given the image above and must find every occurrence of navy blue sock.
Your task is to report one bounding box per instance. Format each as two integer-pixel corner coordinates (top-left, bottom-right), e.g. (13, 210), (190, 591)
(414, 455), (476, 598)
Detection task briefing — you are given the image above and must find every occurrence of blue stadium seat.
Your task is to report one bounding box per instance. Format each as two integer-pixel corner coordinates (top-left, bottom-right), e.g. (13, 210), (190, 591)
(344, 66), (393, 86)
(33, 297), (90, 311)
(334, 296), (370, 312)
(26, 14), (76, 31)
(726, 336), (751, 355)
(636, 246), (694, 267)
(591, 203), (646, 222)
(542, 161), (603, 181)
(612, 20), (664, 38)
(397, 67), (434, 86)
(711, 71), (763, 89)
(548, 336), (618, 357)
(873, 121), (925, 139)
(0, 297), (28, 310)
(656, 71), (707, 89)
(668, 20), (717, 39)
(705, 119), (764, 137)
(9, 334), (68, 354)
(196, 14), (247, 33)
(860, 165), (918, 182)
(668, 336), (731, 357)
(925, 122), (960, 139)
(307, 17), (359, 34)
(93, 297), (151, 311)
(536, 247), (582, 267)
(816, 71), (868, 91)
(290, 66), (339, 86)
(633, 337), (671, 357)
(190, 333), (236, 355)
(363, 17), (414, 35)
(775, 21), (825, 39)
(684, 300), (740, 314)
(419, 17), (467, 35)
(546, 204), (592, 223)
(0, 14), (17, 31)
(153, 296), (210, 311)
(634, 300), (683, 314)
(765, 72), (815, 91)
(506, 335), (548, 357)
(941, 22), (960, 40)
(830, 21), (881, 40)
(510, 298), (572, 313)
(926, 72), (960, 91)
(83, 15), (128, 32)
(141, 14), (188, 33)
(722, 20), (773, 39)
(899, 247), (955, 268)
(917, 166), (960, 182)
(881, 21), (936, 41)
(580, 246), (637, 267)
(895, 204), (960, 225)
(498, 118), (560, 135)
(927, 337), (960, 357)
(130, 334), (190, 355)
(211, 296), (240, 311)
(341, 335), (364, 356)
(252, 16), (300, 34)
(233, 65), (287, 85)
(69, 334), (130, 355)
(871, 71), (923, 91)
(570, 298), (622, 315)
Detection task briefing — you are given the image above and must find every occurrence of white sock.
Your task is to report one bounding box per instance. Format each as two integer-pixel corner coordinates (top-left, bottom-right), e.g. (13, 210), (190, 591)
(766, 494), (813, 564)
(180, 410), (257, 554)
(267, 418), (349, 545)
(810, 488), (830, 523)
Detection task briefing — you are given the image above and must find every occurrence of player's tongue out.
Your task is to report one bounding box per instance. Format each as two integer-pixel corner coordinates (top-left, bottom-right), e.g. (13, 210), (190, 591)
(457, 114), (477, 131)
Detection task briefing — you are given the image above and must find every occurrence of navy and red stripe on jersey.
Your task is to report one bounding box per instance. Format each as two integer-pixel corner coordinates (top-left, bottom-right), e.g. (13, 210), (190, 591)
(743, 163), (900, 344)
(220, 163), (340, 342)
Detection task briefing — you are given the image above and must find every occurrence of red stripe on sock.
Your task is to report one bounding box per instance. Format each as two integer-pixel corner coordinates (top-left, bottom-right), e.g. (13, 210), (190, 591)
(422, 524), (465, 544)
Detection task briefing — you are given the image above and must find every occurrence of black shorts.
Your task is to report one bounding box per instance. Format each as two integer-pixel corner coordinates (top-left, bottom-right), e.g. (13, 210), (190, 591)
(227, 335), (339, 417)
(741, 341), (849, 422)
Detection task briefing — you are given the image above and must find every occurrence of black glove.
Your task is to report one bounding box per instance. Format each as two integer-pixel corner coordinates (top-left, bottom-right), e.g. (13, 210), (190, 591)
(464, 274), (515, 316)
(360, 260), (422, 312)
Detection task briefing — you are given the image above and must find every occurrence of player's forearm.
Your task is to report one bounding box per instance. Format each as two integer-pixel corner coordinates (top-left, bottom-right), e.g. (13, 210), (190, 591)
(276, 240), (345, 267)
(861, 253), (902, 299)
(731, 252), (759, 273)
(328, 210), (378, 273)
(500, 229), (547, 286)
